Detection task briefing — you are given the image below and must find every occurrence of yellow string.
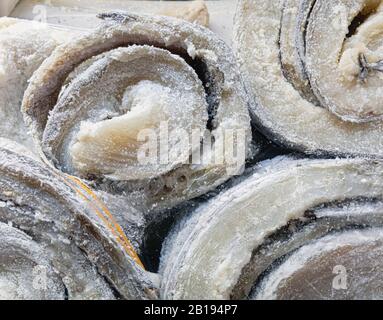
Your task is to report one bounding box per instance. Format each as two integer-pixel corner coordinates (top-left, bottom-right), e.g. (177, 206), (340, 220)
(52, 170), (145, 269)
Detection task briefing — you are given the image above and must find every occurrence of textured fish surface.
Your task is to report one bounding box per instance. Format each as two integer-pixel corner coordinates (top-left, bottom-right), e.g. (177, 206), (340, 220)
(234, 0), (383, 157)
(160, 158), (383, 299)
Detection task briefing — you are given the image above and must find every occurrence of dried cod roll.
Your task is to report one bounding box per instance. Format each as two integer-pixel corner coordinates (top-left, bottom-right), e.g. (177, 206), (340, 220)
(234, 0), (383, 157)
(0, 145), (158, 300)
(22, 12), (253, 211)
(0, 17), (73, 153)
(160, 158), (383, 300)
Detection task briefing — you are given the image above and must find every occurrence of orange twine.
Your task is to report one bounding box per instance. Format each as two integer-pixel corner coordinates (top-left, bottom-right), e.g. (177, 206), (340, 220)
(55, 171), (145, 269)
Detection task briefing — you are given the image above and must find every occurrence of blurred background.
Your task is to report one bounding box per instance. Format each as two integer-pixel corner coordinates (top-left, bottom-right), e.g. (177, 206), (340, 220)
(1, 0), (235, 44)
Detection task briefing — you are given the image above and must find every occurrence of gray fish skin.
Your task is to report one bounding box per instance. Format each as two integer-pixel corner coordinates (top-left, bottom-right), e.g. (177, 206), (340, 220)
(160, 158), (383, 300)
(234, 0), (383, 158)
(0, 145), (158, 300)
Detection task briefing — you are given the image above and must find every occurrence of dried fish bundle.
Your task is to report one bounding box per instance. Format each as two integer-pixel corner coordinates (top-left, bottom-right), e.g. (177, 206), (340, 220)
(22, 13), (253, 212)
(160, 158), (383, 300)
(0, 145), (157, 300)
(234, 0), (383, 157)
(0, 17), (72, 153)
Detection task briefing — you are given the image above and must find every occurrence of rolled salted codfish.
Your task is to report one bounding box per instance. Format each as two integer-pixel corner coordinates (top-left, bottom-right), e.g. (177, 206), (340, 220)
(160, 158), (383, 300)
(22, 12), (253, 212)
(234, 0), (383, 157)
(0, 18), (74, 153)
(0, 143), (157, 300)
